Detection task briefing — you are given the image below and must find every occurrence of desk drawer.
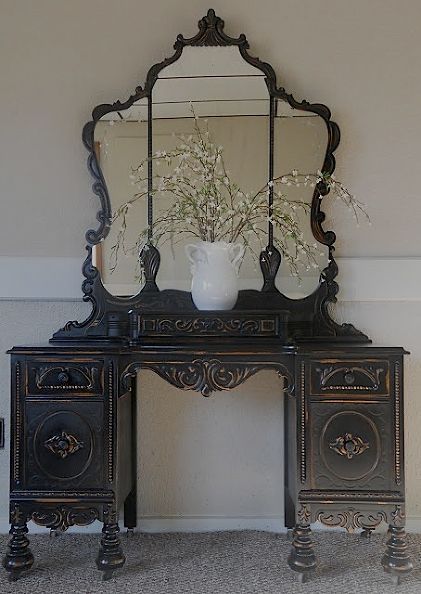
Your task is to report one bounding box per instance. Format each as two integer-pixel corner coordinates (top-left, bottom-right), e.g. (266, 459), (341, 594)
(310, 360), (389, 397)
(26, 360), (104, 396)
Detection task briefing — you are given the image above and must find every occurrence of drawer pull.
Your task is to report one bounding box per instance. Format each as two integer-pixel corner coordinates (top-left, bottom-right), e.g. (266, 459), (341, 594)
(329, 433), (369, 460)
(44, 431), (84, 459)
(344, 372), (355, 385)
(57, 372), (70, 384)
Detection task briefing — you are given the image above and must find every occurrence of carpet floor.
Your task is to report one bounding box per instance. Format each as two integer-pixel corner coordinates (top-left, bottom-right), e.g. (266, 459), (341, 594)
(0, 530), (420, 594)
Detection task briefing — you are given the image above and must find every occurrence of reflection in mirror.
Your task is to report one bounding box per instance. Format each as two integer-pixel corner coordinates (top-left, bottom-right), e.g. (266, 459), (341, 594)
(151, 46), (269, 290)
(92, 44), (330, 300)
(93, 99), (149, 296)
(273, 101), (329, 297)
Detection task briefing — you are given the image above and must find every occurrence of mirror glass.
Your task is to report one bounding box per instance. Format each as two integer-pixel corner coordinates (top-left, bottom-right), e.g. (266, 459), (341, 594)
(92, 46), (329, 298)
(152, 46), (269, 291)
(273, 101), (329, 297)
(94, 98), (149, 296)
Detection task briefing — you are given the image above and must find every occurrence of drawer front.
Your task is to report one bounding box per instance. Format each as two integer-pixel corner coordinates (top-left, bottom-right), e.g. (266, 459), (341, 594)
(26, 360), (103, 396)
(308, 401), (394, 491)
(23, 400), (106, 490)
(310, 360), (389, 397)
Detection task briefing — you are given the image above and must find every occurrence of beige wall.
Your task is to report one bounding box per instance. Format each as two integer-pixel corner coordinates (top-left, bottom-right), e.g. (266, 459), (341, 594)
(1, 0), (421, 532)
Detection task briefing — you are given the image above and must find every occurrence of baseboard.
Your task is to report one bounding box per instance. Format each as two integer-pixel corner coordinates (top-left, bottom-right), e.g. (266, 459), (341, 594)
(1, 515), (420, 535)
(137, 516), (287, 533)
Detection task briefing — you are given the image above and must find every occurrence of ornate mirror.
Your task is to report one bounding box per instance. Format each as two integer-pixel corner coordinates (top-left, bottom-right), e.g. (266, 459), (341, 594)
(53, 9), (368, 343)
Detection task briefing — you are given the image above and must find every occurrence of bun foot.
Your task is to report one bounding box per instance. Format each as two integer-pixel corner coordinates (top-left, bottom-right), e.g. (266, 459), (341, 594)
(3, 522), (34, 581)
(288, 523), (316, 580)
(96, 508), (125, 578)
(381, 525), (412, 584)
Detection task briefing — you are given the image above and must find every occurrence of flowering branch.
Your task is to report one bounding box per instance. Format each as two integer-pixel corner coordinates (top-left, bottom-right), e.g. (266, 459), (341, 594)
(109, 115), (369, 279)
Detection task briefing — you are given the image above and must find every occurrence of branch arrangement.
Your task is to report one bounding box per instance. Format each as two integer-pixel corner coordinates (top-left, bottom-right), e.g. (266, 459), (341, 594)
(109, 115), (369, 279)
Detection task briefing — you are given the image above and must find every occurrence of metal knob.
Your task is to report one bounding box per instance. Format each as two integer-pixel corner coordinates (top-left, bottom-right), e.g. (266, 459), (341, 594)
(57, 372), (69, 384)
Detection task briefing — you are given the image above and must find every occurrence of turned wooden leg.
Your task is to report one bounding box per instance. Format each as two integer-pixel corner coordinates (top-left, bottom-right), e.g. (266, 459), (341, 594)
(381, 525), (413, 585)
(124, 489), (137, 532)
(287, 524), (317, 581)
(96, 508), (126, 580)
(3, 521), (34, 581)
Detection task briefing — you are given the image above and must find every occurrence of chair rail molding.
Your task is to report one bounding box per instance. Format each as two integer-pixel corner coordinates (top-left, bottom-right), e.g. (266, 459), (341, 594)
(1, 256), (420, 301)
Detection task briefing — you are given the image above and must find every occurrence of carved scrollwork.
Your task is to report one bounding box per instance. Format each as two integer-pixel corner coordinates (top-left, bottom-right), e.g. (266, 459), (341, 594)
(149, 359), (261, 397)
(316, 509), (387, 533)
(297, 504), (311, 524)
(121, 360), (294, 397)
(35, 366), (96, 390)
(329, 433), (369, 460)
(390, 505), (405, 527)
(31, 506), (99, 531)
(143, 316), (278, 336)
(317, 365), (384, 391)
(44, 431), (84, 459)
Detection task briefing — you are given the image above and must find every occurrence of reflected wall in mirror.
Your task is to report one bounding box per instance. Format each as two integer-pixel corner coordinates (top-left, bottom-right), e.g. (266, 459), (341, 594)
(93, 99), (149, 296)
(273, 102), (328, 297)
(93, 42), (331, 299)
(152, 46), (269, 291)
(53, 9), (371, 343)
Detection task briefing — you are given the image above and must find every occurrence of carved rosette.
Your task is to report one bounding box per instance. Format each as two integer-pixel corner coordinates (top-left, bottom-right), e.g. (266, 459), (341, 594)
(44, 431), (84, 459)
(329, 433), (369, 459)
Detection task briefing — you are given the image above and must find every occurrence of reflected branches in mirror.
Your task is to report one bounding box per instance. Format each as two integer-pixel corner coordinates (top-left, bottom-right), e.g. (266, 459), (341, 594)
(93, 100), (149, 296)
(110, 113), (369, 289)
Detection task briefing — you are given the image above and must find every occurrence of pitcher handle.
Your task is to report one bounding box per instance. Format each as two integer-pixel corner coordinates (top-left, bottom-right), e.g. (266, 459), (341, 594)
(229, 243), (245, 274)
(185, 243), (208, 274)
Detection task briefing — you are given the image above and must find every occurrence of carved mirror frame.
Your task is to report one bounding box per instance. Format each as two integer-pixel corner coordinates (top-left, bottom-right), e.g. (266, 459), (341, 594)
(52, 9), (368, 343)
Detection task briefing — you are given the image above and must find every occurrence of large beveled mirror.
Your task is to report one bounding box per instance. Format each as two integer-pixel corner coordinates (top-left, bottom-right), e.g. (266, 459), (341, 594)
(54, 9), (366, 342)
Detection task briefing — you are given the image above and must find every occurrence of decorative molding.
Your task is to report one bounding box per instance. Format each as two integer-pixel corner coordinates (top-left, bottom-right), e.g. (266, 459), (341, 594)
(316, 509), (387, 533)
(30, 506), (99, 531)
(394, 362), (402, 486)
(316, 365), (383, 391)
(297, 504), (311, 525)
(300, 490), (402, 502)
(390, 505), (406, 527)
(13, 363), (21, 486)
(122, 360), (293, 397)
(107, 362), (114, 483)
(140, 315), (280, 337)
(3, 514), (421, 535)
(35, 365), (96, 391)
(300, 361), (306, 483)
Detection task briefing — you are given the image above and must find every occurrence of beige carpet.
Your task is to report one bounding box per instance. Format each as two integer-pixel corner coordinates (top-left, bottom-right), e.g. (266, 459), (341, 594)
(0, 530), (420, 593)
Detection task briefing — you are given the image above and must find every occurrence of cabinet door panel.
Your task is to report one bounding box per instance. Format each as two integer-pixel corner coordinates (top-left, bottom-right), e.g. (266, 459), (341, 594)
(309, 402), (393, 491)
(24, 400), (105, 490)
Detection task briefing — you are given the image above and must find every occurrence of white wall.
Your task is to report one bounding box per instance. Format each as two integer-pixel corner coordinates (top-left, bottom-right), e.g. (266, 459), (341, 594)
(1, 0), (421, 533)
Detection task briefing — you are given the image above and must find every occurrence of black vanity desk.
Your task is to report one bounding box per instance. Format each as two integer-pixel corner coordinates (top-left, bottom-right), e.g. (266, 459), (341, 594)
(4, 333), (412, 583)
(2, 8), (413, 585)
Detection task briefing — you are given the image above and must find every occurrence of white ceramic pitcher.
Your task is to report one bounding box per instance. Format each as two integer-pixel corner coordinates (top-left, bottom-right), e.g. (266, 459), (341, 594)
(185, 241), (245, 310)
